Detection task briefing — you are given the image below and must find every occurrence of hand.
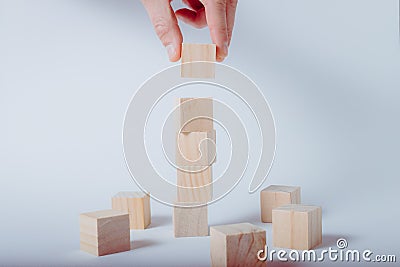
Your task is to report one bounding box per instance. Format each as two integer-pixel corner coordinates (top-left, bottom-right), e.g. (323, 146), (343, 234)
(141, 0), (238, 62)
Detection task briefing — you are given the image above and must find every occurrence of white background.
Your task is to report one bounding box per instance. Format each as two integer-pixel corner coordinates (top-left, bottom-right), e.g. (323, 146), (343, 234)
(1, 0), (399, 266)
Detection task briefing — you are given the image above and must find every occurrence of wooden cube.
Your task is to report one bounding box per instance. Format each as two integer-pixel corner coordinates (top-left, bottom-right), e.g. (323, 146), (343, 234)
(173, 203), (208, 237)
(176, 130), (216, 167)
(177, 166), (213, 203)
(177, 98), (214, 132)
(210, 223), (266, 267)
(260, 185), (301, 223)
(272, 204), (322, 250)
(181, 43), (216, 78)
(111, 192), (151, 230)
(80, 209), (130, 256)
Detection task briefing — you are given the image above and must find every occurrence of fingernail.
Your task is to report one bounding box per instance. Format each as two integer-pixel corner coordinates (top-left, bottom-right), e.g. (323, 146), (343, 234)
(166, 44), (176, 61)
(223, 43), (229, 56)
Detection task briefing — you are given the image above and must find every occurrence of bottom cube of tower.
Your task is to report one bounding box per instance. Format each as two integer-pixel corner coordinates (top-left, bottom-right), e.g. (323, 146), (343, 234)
(173, 203), (208, 237)
(210, 223), (266, 267)
(272, 204), (322, 250)
(80, 209), (130, 256)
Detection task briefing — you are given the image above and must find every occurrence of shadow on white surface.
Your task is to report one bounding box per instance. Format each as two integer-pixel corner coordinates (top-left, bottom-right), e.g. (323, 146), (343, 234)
(148, 214), (171, 228)
(131, 239), (160, 250)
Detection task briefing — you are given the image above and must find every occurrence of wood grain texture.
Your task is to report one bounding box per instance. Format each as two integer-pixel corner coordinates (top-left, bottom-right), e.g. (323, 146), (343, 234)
(210, 223), (266, 267)
(181, 43), (216, 78)
(272, 204), (322, 250)
(177, 166), (213, 203)
(176, 130), (216, 166)
(260, 185), (301, 223)
(79, 209), (130, 256)
(173, 203), (208, 237)
(112, 192), (151, 230)
(177, 98), (214, 132)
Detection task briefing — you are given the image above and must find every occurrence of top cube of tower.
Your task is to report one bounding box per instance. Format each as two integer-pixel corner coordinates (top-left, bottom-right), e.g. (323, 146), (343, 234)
(181, 43), (216, 79)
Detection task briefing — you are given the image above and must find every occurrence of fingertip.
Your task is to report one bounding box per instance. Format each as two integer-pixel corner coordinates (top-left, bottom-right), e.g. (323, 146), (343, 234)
(216, 55), (225, 62)
(166, 43), (182, 62)
(216, 42), (228, 61)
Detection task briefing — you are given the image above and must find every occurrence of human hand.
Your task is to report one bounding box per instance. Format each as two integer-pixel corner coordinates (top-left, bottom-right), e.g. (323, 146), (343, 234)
(141, 0), (238, 62)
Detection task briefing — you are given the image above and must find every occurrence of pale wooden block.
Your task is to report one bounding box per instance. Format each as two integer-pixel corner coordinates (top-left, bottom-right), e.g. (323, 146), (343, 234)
(260, 185), (301, 223)
(112, 192), (151, 230)
(272, 204), (322, 250)
(210, 223), (266, 267)
(79, 209), (130, 256)
(173, 203), (208, 237)
(176, 130), (216, 166)
(181, 43), (216, 78)
(177, 98), (213, 132)
(177, 166), (213, 203)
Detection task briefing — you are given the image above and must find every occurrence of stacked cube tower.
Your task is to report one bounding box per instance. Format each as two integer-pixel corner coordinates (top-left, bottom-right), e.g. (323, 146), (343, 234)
(173, 44), (217, 238)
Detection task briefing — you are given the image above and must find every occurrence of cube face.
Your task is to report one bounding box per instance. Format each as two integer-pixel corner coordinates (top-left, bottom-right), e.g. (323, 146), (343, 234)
(308, 206), (322, 249)
(272, 205), (322, 250)
(80, 236), (131, 257)
(260, 185), (301, 223)
(181, 43), (216, 78)
(79, 210), (130, 256)
(292, 211), (313, 250)
(271, 209), (292, 249)
(210, 230), (227, 266)
(173, 204), (208, 237)
(177, 166), (213, 203)
(176, 98), (214, 132)
(210, 223), (266, 267)
(112, 192), (151, 229)
(176, 130), (216, 166)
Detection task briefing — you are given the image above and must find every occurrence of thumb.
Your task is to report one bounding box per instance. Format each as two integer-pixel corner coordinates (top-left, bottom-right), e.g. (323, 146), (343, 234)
(142, 0), (183, 61)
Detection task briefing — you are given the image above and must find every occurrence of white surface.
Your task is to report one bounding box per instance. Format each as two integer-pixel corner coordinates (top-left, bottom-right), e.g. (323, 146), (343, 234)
(1, 0), (400, 266)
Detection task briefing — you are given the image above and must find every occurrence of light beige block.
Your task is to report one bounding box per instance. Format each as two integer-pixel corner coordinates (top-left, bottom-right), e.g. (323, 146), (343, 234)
(210, 223), (266, 267)
(181, 43), (216, 78)
(176, 130), (216, 166)
(112, 191), (151, 229)
(177, 97), (213, 132)
(177, 166), (213, 203)
(173, 203), (208, 237)
(260, 185), (301, 223)
(272, 204), (322, 250)
(79, 209), (130, 256)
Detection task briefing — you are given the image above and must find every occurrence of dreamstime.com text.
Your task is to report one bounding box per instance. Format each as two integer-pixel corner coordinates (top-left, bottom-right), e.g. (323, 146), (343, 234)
(257, 238), (396, 263)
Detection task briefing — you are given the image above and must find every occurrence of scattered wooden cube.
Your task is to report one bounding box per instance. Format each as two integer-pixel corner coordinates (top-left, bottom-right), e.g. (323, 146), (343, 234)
(260, 185), (301, 223)
(272, 204), (322, 250)
(176, 98), (214, 132)
(112, 192), (151, 230)
(79, 209), (130, 256)
(210, 223), (266, 267)
(176, 130), (216, 166)
(181, 43), (216, 78)
(177, 166), (213, 203)
(173, 203), (209, 237)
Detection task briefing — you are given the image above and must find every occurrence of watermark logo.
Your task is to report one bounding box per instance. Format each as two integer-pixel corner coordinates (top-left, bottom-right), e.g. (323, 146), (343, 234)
(122, 63), (276, 207)
(336, 238), (348, 249)
(257, 238), (397, 263)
